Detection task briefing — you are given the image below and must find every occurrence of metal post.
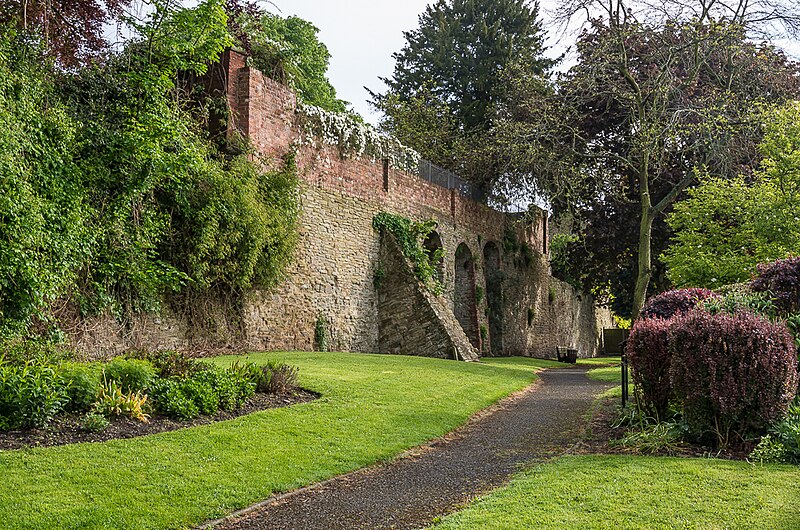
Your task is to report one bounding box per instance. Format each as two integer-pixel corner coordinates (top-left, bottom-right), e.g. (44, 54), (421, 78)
(621, 347), (629, 407)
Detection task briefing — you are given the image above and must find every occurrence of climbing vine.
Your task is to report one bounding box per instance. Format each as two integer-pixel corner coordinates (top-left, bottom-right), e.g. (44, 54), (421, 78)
(0, 5), (300, 337)
(373, 212), (444, 295)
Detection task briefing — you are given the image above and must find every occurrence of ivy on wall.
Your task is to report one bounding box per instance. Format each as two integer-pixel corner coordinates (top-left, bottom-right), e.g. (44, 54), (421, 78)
(0, 4), (300, 338)
(373, 212), (444, 295)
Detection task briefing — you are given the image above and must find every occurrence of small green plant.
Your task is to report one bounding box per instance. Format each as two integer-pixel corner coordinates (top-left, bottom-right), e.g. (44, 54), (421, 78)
(479, 324), (489, 342)
(527, 306), (536, 327)
(475, 286), (485, 304)
(103, 358), (156, 393)
(372, 212), (444, 293)
(58, 362), (102, 413)
(373, 267), (386, 289)
(314, 315), (329, 352)
(750, 434), (788, 464)
(259, 360), (299, 394)
(80, 412), (110, 433)
(611, 421), (685, 455)
(149, 379), (200, 419)
(548, 285), (557, 303)
(0, 360), (67, 429)
(93, 379), (150, 422)
(139, 350), (202, 379)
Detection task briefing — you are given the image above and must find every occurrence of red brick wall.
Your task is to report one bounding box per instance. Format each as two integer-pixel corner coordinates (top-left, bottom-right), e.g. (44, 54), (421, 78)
(223, 49), (544, 249)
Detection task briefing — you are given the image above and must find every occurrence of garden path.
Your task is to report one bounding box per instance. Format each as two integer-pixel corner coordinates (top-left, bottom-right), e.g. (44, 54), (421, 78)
(202, 366), (612, 530)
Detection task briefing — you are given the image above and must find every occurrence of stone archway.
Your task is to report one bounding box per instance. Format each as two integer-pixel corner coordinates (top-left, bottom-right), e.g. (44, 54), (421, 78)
(483, 241), (504, 355)
(454, 243), (479, 347)
(422, 231), (445, 285)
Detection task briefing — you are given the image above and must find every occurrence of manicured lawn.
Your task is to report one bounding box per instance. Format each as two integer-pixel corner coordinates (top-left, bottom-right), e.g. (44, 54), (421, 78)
(586, 364), (628, 383)
(577, 356), (621, 366)
(429, 455), (800, 529)
(0, 352), (553, 530)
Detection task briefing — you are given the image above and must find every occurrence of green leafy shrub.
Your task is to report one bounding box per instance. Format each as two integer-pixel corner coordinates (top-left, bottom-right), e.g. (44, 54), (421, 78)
(194, 363), (254, 411)
(0, 360), (67, 429)
(750, 434), (787, 464)
(58, 362), (102, 413)
(103, 358), (156, 393)
(150, 363), (255, 419)
(133, 350), (203, 379)
(80, 412), (110, 433)
(0, 341), (73, 366)
(669, 310), (798, 447)
(149, 379), (200, 420)
(626, 318), (673, 420)
(766, 398), (800, 463)
(702, 288), (776, 318)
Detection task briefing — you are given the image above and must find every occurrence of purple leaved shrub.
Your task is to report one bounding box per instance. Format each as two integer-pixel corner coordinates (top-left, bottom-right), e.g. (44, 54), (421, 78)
(751, 257), (800, 315)
(669, 310), (798, 447)
(627, 318), (673, 420)
(640, 288), (717, 320)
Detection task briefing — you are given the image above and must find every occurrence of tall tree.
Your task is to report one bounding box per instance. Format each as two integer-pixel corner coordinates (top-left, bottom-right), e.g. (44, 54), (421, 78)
(663, 102), (800, 289)
(371, 0), (553, 195)
(0, 0), (131, 66)
(499, 4), (800, 318)
(225, 0), (347, 112)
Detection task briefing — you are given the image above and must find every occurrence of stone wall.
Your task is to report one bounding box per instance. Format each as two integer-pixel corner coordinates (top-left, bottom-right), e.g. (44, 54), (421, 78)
(377, 233), (479, 361)
(65, 49), (613, 360)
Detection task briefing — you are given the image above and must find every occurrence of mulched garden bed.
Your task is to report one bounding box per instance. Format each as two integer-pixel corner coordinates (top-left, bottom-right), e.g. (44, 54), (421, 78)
(0, 389), (318, 451)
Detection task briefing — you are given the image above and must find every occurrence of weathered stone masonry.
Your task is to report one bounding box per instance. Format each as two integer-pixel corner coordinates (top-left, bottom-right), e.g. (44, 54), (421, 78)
(67, 50), (613, 359)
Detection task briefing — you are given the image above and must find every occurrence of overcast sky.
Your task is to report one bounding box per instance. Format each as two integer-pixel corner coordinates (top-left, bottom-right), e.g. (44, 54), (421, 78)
(263, 0), (569, 124)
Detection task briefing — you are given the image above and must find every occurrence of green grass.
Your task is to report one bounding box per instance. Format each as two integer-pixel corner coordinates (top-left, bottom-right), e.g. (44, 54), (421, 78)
(0, 352), (555, 530)
(577, 356), (621, 366)
(586, 364), (628, 383)
(429, 455), (800, 529)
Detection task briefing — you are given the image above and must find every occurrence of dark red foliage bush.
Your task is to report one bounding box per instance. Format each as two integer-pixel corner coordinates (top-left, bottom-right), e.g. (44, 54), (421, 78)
(640, 288), (717, 320)
(627, 318), (673, 420)
(751, 257), (800, 315)
(669, 310), (798, 446)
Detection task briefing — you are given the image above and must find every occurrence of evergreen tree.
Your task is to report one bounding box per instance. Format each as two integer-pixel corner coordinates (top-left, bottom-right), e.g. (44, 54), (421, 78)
(371, 0), (553, 195)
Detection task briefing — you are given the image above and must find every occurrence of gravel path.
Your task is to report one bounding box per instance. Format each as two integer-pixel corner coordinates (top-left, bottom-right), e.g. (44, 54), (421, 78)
(204, 366), (612, 530)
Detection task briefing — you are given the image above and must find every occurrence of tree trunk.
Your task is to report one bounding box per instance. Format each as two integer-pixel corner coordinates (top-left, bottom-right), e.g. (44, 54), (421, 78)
(632, 191), (654, 320)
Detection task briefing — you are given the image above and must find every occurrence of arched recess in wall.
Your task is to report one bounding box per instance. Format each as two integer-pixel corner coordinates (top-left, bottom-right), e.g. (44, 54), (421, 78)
(454, 242), (479, 348)
(422, 231), (445, 284)
(483, 241), (504, 355)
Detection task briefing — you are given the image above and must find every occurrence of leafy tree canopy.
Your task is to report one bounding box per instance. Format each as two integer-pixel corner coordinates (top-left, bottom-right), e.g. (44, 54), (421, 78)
(663, 102), (800, 289)
(0, 0), (131, 66)
(0, 0), (300, 337)
(371, 0), (553, 193)
(508, 17), (800, 317)
(226, 0), (347, 112)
